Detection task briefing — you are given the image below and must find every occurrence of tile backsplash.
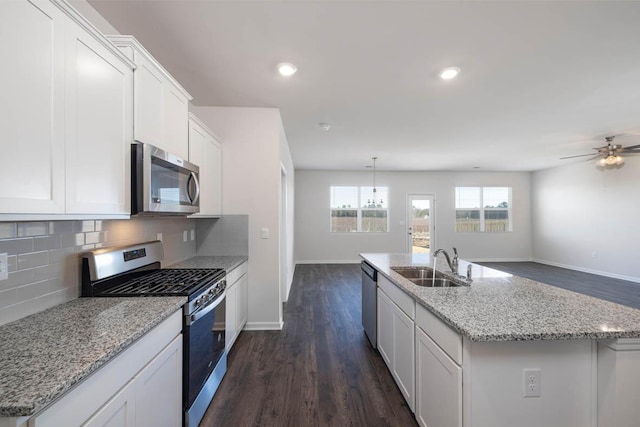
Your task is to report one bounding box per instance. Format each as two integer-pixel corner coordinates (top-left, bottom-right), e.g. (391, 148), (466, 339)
(0, 217), (196, 326)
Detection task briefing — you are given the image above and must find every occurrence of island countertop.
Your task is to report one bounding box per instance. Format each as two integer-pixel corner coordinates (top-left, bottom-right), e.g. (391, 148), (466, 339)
(361, 253), (640, 342)
(0, 296), (185, 418)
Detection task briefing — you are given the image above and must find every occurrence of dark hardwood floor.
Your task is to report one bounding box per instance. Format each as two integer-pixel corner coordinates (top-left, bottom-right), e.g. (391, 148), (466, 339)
(479, 261), (640, 310)
(201, 264), (417, 427)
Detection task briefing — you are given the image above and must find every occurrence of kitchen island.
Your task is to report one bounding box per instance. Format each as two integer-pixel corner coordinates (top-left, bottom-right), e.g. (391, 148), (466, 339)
(361, 253), (640, 427)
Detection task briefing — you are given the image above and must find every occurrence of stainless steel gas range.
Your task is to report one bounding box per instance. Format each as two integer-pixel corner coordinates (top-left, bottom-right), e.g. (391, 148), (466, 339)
(82, 241), (226, 427)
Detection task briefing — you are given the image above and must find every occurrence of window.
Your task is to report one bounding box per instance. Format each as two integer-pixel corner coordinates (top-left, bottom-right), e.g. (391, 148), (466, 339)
(330, 186), (389, 232)
(455, 187), (511, 232)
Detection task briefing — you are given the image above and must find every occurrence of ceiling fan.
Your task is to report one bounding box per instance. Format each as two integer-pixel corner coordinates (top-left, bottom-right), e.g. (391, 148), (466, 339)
(560, 136), (640, 166)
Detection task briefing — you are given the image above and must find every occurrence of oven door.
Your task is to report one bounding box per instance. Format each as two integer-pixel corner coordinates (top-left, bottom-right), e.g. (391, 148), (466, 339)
(183, 292), (226, 412)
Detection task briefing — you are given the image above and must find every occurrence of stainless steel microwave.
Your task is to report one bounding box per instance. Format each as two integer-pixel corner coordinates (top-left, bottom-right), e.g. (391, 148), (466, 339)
(131, 142), (200, 215)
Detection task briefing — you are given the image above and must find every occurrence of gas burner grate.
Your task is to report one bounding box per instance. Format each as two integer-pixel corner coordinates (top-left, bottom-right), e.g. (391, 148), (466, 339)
(100, 268), (224, 297)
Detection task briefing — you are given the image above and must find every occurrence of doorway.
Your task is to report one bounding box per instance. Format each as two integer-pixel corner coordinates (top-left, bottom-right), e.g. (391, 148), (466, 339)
(407, 194), (435, 254)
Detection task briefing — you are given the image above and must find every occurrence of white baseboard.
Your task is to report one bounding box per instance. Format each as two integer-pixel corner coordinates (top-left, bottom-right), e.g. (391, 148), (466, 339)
(295, 260), (361, 265)
(532, 258), (640, 284)
(244, 320), (284, 331)
(467, 257), (533, 263)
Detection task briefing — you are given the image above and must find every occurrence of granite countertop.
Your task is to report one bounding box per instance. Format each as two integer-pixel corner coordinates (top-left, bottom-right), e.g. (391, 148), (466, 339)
(0, 297), (185, 418)
(168, 255), (247, 271)
(361, 253), (640, 342)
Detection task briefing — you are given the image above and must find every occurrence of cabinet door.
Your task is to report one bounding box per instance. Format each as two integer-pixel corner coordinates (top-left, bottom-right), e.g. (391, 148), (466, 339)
(82, 381), (135, 427)
(163, 86), (189, 160)
(237, 273), (248, 330)
(133, 55), (163, 147)
(225, 283), (238, 352)
(206, 137), (222, 216)
(0, 0), (65, 213)
(415, 327), (462, 427)
(392, 302), (415, 412)
(377, 288), (394, 368)
(64, 25), (133, 214)
(188, 118), (222, 216)
(134, 334), (182, 427)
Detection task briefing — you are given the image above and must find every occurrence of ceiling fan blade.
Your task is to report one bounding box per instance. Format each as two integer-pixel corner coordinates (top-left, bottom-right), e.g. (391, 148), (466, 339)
(621, 144), (640, 151)
(560, 153), (598, 159)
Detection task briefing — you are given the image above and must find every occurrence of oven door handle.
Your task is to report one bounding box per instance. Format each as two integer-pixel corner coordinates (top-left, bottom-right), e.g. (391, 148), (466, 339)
(187, 292), (225, 325)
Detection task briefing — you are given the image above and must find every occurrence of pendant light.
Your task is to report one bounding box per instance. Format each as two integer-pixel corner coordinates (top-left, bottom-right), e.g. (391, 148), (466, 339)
(370, 157), (383, 208)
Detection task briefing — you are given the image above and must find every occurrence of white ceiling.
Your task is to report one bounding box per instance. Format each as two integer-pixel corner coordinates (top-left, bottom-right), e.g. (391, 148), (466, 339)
(89, 0), (640, 172)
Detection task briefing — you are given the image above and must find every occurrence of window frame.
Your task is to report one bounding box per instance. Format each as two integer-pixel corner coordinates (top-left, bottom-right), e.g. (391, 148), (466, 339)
(454, 186), (512, 233)
(330, 186), (389, 233)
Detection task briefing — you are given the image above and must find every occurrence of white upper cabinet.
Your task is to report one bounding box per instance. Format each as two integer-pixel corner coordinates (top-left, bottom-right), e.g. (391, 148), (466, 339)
(188, 113), (222, 217)
(0, 0), (135, 218)
(109, 36), (193, 160)
(0, 0), (66, 214)
(64, 21), (133, 215)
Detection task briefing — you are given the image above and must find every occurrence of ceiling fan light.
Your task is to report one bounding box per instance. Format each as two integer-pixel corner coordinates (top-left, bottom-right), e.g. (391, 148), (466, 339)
(616, 156), (624, 164)
(604, 155), (618, 165)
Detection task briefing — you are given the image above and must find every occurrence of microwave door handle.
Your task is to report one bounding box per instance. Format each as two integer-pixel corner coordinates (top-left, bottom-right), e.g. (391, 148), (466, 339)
(185, 171), (200, 205)
(190, 172), (200, 205)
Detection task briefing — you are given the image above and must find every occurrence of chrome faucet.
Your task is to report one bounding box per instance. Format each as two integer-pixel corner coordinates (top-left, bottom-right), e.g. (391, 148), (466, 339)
(433, 248), (457, 273)
(452, 247), (459, 271)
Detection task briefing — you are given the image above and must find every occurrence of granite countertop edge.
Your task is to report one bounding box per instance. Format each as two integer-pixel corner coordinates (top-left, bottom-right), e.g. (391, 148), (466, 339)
(0, 297), (186, 418)
(361, 252), (640, 343)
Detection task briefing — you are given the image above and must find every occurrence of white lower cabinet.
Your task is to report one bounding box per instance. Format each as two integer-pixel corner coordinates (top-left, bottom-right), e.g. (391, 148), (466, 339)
(29, 311), (182, 427)
(377, 287), (415, 412)
(415, 326), (462, 427)
(82, 380), (135, 427)
(134, 335), (182, 427)
(225, 261), (248, 352)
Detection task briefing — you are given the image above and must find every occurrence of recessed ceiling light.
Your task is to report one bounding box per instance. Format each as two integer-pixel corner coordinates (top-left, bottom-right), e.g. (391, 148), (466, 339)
(277, 62), (297, 76)
(439, 66), (460, 80)
(319, 122), (331, 131)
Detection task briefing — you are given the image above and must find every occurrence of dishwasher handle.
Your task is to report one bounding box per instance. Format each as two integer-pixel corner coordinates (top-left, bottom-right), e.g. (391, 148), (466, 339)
(361, 261), (377, 281)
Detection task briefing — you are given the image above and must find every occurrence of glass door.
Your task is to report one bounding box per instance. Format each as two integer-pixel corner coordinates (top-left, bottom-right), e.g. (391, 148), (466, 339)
(407, 195), (435, 254)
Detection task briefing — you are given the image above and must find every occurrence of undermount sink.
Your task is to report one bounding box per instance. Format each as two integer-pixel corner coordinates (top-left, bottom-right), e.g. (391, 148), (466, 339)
(391, 267), (461, 288)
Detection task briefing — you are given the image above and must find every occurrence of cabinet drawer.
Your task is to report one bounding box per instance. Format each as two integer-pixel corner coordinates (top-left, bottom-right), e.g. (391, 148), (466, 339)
(415, 304), (462, 365)
(378, 274), (415, 320)
(226, 261), (248, 287)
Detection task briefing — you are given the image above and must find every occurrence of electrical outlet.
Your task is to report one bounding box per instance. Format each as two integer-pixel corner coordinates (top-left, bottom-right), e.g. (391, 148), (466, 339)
(0, 253), (7, 281)
(156, 233), (163, 242)
(183, 230), (188, 242)
(523, 369), (541, 397)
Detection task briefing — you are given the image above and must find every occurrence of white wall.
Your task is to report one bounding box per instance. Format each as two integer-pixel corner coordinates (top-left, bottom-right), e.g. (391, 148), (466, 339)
(279, 123), (295, 301)
(295, 170), (532, 263)
(532, 157), (640, 282)
(191, 106), (293, 330)
(69, 1), (120, 34)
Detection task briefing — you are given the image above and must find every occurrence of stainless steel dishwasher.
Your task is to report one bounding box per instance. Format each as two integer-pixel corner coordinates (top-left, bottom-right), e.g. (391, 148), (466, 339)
(361, 261), (377, 348)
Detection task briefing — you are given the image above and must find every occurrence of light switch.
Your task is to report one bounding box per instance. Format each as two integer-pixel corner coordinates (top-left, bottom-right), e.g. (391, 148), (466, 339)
(156, 233), (163, 242)
(183, 230), (188, 242)
(261, 227), (270, 239)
